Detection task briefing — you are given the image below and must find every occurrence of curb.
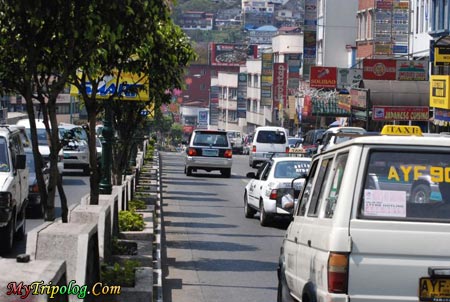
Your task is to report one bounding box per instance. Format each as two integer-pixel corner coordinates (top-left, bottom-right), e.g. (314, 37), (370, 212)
(153, 151), (163, 302)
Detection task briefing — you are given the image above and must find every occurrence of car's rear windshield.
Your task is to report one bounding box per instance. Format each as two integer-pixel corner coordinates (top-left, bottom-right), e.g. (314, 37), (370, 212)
(193, 132), (228, 147)
(274, 160), (310, 178)
(256, 130), (286, 144)
(360, 151), (450, 222)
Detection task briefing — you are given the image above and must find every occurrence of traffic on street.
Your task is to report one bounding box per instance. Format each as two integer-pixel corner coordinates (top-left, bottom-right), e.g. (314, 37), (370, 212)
(162, 151), (291, 302)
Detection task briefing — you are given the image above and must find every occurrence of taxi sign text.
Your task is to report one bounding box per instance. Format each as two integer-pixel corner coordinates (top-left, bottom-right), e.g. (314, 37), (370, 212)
(381, 125), (422, 136)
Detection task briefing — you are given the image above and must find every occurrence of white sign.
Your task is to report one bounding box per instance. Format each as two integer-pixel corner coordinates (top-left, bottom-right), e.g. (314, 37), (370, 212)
(364, 190), (407, 217)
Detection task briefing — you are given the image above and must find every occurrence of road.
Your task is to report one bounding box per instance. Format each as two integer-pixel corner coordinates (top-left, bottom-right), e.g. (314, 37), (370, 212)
(5, 170), (90, 258)
(161, 151), (289, 302)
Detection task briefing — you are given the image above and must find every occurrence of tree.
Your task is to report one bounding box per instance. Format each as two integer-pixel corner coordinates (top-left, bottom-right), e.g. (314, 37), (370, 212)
(0, 1), (100, 221)
(69, 0), (196, 196)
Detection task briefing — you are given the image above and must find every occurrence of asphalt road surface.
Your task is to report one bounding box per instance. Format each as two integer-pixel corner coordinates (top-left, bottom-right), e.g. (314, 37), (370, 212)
(161, 151), (289, 302)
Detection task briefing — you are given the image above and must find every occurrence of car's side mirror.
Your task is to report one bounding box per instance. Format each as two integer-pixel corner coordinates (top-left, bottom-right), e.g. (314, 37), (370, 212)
(246, 172), (256, 179)
(14, 154), (26, 170)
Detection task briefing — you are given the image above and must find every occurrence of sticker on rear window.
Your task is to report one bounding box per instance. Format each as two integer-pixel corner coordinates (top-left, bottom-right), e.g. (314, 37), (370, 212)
(364, 189), (407, 217)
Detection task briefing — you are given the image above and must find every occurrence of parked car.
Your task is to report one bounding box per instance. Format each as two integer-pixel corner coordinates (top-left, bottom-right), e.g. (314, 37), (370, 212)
(184, 130), (233, 177)
(16, 119), (64, 175)
(25, 148), (50, 218)
(0, 125), (28, 253)
(278, 125), (450, 302)
(249, 126), (289, 168)
(244, 154), (311, 226)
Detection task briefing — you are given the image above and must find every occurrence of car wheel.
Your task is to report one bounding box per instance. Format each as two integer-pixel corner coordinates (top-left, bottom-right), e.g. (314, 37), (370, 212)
(0, 218), (14, 254)
(411, 184), (431, 203)
(221, 168), (231, 178)
(277, 268), (296, 302)
(259, 200), (271, 226)
(244, 192), (256, 218)
(186, 167), (192, 176)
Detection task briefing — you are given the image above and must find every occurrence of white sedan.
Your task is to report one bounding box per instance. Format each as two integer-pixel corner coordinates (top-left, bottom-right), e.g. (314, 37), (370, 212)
(244, 156), (311, 226)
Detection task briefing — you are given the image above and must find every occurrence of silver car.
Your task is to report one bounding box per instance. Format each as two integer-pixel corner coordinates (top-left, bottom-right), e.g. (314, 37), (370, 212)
(184, 130), (233, 177)
(59, 123), (89, 174)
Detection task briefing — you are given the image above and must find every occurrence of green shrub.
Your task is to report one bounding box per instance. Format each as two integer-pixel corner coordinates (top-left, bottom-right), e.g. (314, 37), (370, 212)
(129, 199), (147, 211)
(119, 210), (145, 232)
(101, 260), (140, 287)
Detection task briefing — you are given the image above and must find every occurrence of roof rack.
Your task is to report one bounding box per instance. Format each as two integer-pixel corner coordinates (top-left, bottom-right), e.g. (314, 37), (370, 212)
(0, 124), (12, 133)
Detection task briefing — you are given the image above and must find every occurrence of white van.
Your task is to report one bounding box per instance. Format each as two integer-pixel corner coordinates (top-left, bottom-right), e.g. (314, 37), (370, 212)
(278, 125), (450, 302)
(249, 126), (289, 168)
(16, 119), (64, 174)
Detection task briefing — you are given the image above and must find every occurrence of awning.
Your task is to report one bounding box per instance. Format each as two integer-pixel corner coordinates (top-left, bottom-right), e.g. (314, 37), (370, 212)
(359, 80), (429, 107)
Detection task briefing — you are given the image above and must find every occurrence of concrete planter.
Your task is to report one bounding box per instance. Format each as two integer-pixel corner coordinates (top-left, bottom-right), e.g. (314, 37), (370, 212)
(119, 211), (153, 242)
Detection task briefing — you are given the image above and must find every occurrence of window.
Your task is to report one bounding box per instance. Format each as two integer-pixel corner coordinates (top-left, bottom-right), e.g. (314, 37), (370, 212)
(274, 161), (310, 179)
(261, 163), (272, 181)
(298, 161), (318, 216)
(0, 137), (10, 172)
(308, 158), (333, 217)
(325, 153), (349, 218)
(256, 130), (286, 144)
(359, 150), (450, 222)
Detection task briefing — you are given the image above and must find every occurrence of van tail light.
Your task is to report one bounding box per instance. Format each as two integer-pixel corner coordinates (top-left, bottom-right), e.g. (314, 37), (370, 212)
(328, 252), (349, 294)
(187, 148), (197, 156)
(285, 146), (290, 153)
(224, 149), (233, 158)
(252, 145), (256, 153)
(269, 189), (278, 200)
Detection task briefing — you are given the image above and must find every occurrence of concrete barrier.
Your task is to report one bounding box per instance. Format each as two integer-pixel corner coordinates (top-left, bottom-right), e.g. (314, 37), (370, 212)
(80, 192), (119, 238)
(26, 222), (100, 302)
(69, 204), (112, 262)
(0, 258), (67, 302)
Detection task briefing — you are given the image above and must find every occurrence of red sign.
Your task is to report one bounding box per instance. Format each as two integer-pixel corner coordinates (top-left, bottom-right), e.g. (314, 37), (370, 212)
(310, 67), (337, 88)
(302, 95), (312, 118)
(273, 63), (288, 107)
(363, 59), (396, 80)
(372, 106), (429, 121)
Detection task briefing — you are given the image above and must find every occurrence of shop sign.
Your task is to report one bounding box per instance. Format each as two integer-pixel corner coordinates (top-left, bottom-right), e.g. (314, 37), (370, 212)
(273, 63), (288, 106)
(430, 75), (450, 109)
(372, 106), (429, 121)
(397, 60), (428, 81)
(435, 108), (450, 122)
(310, 66), (337, 88)
(363, 59), (396, 80)
(337, 94), (351, 112)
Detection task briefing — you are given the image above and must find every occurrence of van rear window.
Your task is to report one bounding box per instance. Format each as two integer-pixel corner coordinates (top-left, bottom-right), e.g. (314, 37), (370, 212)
(360, 151), (450, 222)
(256, 130), (286, 144)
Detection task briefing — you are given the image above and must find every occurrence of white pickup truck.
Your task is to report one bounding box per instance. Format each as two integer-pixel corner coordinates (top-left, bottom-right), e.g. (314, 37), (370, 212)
(0, 125), (29, 254)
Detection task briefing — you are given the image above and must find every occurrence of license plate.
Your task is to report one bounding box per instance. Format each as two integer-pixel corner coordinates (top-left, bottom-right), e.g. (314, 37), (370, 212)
(419, 278), (450, 301)
(264, 153), (272, 158)
(202, 149), (218, 157)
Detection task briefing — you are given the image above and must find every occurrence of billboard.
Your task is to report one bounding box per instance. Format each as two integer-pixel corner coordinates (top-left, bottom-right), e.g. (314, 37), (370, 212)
(310, 66), (337, 88)
(70, 71), (150, 101)
(210, 43), (258, 66)
(430, 75), (450, 110)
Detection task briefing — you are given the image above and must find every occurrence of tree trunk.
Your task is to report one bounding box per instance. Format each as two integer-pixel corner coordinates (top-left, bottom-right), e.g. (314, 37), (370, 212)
(86, 101), (100, 205)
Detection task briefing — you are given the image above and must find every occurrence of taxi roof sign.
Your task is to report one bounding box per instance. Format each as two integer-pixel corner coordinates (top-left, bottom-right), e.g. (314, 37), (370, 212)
(380, 125), (423, 136)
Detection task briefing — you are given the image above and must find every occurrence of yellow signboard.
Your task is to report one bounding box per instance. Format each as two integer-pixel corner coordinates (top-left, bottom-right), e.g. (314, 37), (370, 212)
(70, 71), (149, 101)
(430, 75), (450, 109)
(434, 46), (450, 66)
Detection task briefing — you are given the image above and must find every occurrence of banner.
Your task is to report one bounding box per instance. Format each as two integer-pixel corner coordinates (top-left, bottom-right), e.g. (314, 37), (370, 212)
(430, 75), (450, 109)
(210, 43), (258, 66)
